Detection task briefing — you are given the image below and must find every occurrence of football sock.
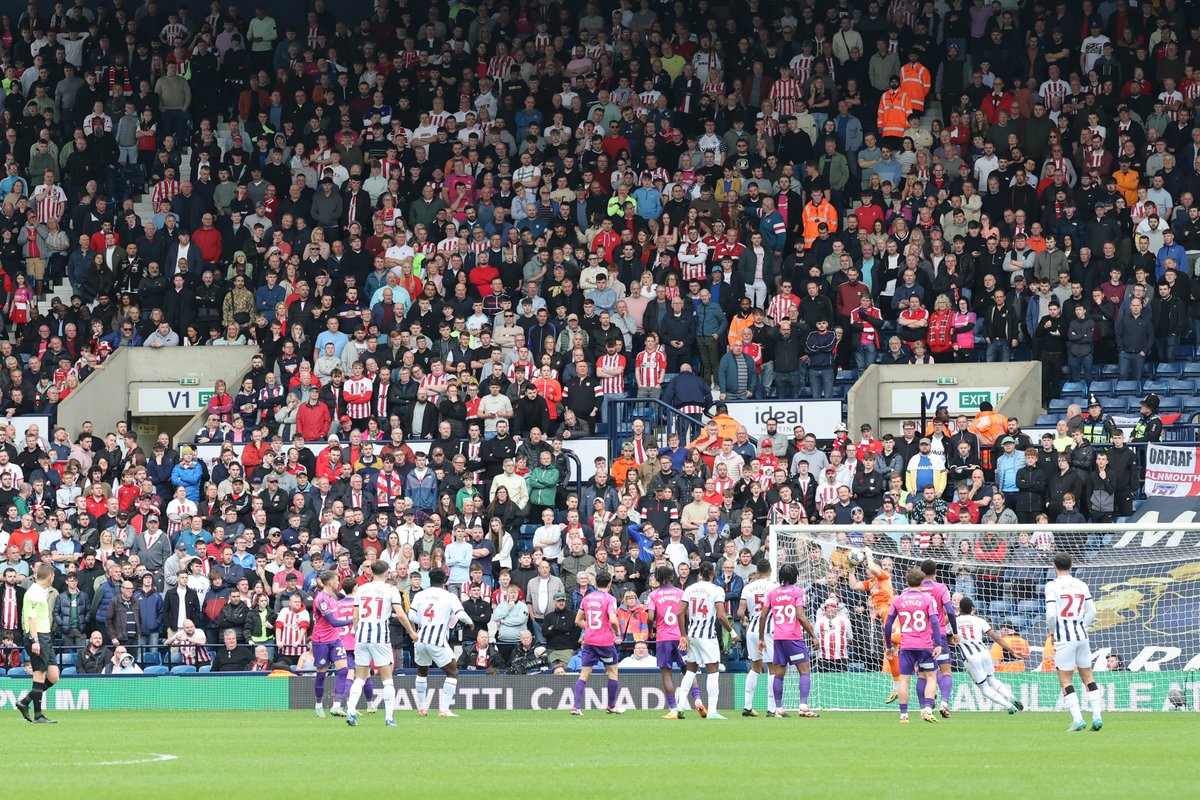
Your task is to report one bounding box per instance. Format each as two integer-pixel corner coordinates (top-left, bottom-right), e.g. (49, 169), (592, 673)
(1086, 683), (1104, 721)
(899, 703), (908, 715)
(381, 680), (395, 722)
(938, 672), (953, 704)
(886, 653), (900, 680)
(772, 674), (784, 708)
(347, 678), (364, 714)
(573, 678), (586, 709)
(676, 671), (696, 709)
(314, 670), (327, 701)
(334, 667), (349, 701)
(744, 669), (758, 709)
(978, 679), (1014, 709)
(440, 678), (458, 712)
(606, 678), (619, 709)
(706, 672), (720, 712)
(916, 676), (927, 702)
(1063, 686), (1083, 724)
(30, 681), (44, 714)
(363, 677), (375, 701)
(798, 673), (811, 706)
(985, 676), (1012, 697)
(414, 676), (429, 712)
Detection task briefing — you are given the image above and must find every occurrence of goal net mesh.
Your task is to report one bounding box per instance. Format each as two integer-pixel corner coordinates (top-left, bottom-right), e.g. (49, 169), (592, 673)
(758, 524), (1200, 712)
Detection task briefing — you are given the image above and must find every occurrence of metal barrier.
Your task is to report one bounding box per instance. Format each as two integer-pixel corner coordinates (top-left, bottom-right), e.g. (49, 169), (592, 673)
(607, 397), (710, 455)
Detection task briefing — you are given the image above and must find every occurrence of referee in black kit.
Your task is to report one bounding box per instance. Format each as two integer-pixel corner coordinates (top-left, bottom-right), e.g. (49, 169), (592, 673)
(16, 564), (60, 723)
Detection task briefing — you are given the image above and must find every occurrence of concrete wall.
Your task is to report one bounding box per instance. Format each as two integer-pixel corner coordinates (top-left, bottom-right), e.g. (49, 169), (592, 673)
(58, 347), (260, 436)
(848, 362), (1041, 436)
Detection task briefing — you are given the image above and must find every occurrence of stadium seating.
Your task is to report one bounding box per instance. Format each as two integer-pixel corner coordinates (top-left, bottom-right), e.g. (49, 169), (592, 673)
(170, 665), (197, 675)
(61, 667), (76, 676)
(8, 667), (28, 677)
(144, 665), (169, 675)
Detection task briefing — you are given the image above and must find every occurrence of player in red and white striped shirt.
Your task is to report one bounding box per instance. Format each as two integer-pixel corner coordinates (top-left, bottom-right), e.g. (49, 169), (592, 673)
(419, 361), (451, 395)
(816, 600), (853, 668)
(635, 334), (667, 397)
(275, 594), (312, 662)
(596, 340), (627, 395)
(769, 67), (802, 118)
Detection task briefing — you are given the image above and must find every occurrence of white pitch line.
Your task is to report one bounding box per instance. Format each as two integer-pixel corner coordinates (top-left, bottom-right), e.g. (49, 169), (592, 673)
(91, 753), (178, 766)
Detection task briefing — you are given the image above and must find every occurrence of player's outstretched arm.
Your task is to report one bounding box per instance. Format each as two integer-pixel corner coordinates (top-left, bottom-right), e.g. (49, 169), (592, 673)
(392, 603), (417, 638)
(985, 627), (1014, 655)
(678, 600), (690, 650)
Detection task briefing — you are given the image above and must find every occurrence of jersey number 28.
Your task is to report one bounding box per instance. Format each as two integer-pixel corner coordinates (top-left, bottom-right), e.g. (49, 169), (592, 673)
(897, 610), (928, 632)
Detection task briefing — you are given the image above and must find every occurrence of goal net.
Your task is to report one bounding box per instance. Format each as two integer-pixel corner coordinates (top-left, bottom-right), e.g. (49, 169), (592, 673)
(760, 523), (1200, 713)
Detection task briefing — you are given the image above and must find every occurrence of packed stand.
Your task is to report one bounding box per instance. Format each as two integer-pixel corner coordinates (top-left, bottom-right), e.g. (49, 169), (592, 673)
(0, 0), (1195, 675)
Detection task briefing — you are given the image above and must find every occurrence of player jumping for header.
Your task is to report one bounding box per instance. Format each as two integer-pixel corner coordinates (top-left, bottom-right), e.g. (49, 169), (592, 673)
(884, 568), (944, 724)
(760, 563), (819, 718)
(1046, 553), (1104, 732)
(955, 597), (1023, 714)
(843, 548), (899, 704)
(572, 571), (623, 715)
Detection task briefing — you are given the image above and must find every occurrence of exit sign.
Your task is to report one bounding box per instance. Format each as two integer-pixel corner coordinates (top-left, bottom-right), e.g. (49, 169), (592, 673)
(179, 377), (199, 385)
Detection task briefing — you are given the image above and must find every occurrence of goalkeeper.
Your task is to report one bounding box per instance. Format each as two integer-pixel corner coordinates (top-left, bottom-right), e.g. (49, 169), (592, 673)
(843, 548), (900, 703)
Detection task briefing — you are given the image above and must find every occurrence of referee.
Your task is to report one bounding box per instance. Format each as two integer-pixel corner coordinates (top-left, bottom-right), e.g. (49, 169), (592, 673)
(16, 564), (59, 723)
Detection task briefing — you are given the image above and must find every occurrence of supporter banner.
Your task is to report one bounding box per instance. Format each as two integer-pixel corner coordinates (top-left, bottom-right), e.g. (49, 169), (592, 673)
(191, 438), (609, 482)
(288, 672), (737, 711)
(726, 400), (843, 440)
(0, 675), (290, 711)
(1144, 444), (1200, 497)
(1116, 498), (1200, 549)
(740, 671), (1200, 712)
(891, 386), (1009, 416)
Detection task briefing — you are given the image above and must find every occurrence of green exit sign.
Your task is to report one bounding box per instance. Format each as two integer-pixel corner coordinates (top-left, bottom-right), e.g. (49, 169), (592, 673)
(179, 377), (199, 385)
(936, 377), (958, 385)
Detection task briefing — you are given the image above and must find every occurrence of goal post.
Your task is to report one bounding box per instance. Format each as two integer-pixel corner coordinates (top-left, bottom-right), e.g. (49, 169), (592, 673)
(760, 523), (1200, 712)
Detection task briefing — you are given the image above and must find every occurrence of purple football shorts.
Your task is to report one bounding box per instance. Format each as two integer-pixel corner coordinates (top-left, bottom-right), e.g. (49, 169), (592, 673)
(580, 644), (618, 668)
(899, 648), (936, 676)
(311, 640), (347, 669)
(655, 641), (685, 670)
(771, 638), (810, 667)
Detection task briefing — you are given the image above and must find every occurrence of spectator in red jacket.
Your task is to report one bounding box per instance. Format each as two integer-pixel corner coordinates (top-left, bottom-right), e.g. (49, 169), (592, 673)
(295, 386), (332, 441)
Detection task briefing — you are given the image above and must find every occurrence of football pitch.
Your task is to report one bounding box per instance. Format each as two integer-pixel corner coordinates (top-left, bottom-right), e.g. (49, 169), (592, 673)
(4, 710), (1195, 798)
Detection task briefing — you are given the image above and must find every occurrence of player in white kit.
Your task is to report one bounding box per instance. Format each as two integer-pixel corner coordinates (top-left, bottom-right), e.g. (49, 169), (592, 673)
(347, 561), (417, 728)
(737, 559), (777, 717)
(955, 597), (1023, 714)
(678, 562), (737, 720)
(1045, 553), (1104, 733)
(409, 568), (474, 717)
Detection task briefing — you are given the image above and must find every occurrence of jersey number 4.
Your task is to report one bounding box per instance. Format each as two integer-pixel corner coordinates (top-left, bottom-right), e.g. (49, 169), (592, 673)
(1059, 594), (1087, 618)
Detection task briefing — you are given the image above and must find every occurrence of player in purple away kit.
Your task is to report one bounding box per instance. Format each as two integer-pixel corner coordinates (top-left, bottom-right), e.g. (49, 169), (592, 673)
(884, 568), (945, 724)
(310, 571), (353, 717)
(572, 571), (623, 715)
(331, 576), (377, 716)
(760, 563), (820, 718)
(920, 559), (958, 718)
(646, 566), (688, 719)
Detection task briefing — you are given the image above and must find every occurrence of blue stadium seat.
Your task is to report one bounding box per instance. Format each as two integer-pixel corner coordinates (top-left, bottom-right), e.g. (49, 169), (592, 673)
(170, 665), (197, 675)
(1048, 399), (1070, 414)
(141, 652), (161, 667)
(60, 652), (76, 666)
(144, 665), (169, 675)
(1088, 379), (1114, 396)
(1159, 396), (1184, 413)
(198, 664), (212, 673)
(1097, 396), (1123, 411)
(1179, 344), (1197, 361)
(1099, 364), (1120, 378)
(8, 667), (28, 677)
(1156, 363), (1184, 378)
(1184, 362), (1200, 378)
(1114, 380), (1142, 396)
(61, 667), (76, 676)
(836, 369), (860, 384)
(1169, 379), (1196, 396)
(1061, 381), (1087, 397)
(1036, 414), (1058, 426)
(0, 668), (5, 676)
(1142, 379), (1171, 395)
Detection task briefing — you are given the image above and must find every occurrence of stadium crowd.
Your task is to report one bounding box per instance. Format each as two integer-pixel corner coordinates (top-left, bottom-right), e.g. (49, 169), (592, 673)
(0, 0), (1193, 673)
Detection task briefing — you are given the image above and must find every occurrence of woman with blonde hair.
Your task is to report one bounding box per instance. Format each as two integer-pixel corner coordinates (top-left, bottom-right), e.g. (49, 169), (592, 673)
(926, 294), (955, 362)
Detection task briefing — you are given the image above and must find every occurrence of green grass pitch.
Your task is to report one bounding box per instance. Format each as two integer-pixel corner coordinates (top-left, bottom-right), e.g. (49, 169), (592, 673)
(4, 710), (1195, 798)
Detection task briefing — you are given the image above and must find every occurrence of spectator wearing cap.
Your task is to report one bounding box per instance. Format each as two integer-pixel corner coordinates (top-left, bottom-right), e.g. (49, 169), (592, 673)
(129, 513), (172, 573)
(905, 437), (946, 495)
